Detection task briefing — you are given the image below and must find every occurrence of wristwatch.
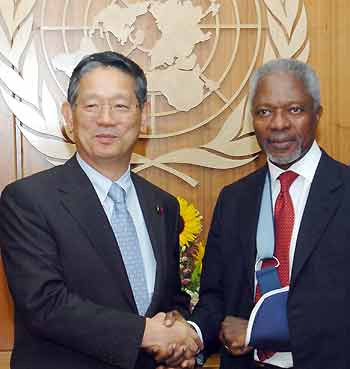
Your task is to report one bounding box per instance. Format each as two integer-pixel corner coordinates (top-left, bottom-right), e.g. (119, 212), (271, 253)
(195, 352), (205, 366)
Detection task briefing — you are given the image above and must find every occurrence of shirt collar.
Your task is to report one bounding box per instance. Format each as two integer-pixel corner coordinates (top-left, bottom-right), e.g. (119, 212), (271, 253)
(76, 153), (132, 204)
(268, 140), (321, 185)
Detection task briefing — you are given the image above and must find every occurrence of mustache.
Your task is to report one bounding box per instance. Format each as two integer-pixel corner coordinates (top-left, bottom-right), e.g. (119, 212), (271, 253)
(267, 133), (296, 143)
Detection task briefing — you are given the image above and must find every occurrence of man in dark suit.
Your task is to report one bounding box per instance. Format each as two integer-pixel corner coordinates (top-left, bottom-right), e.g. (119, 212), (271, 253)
(188, 59), (350, 369)
(0, 51), (201, 369)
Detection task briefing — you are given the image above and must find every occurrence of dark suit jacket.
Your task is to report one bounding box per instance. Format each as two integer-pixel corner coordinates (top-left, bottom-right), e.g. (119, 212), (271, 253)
(191, 150), (350, 369)
(0, 156), (189, 369)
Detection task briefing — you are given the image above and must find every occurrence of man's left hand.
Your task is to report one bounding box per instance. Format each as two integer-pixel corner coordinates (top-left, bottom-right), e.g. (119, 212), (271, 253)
(219, 315), (252, 356)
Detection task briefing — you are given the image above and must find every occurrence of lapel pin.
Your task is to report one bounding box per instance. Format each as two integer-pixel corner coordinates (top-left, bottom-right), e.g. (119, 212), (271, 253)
(156, 205), (164, 215)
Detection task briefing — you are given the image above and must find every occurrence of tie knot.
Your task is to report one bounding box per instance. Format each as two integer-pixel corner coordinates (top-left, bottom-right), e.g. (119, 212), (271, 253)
(108, 183), (126, 204)
(278, 171), (298, 192)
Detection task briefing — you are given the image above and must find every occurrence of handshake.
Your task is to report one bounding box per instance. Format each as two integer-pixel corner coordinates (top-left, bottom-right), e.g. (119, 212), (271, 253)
(141, 310), (203, 369)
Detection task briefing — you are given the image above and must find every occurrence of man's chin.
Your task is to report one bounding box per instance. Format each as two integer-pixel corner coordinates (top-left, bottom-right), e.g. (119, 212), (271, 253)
(267, 149), (303, 166)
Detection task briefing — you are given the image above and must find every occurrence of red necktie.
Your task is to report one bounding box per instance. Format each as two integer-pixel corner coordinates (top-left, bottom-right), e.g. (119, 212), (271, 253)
(256, 170), (298, 361)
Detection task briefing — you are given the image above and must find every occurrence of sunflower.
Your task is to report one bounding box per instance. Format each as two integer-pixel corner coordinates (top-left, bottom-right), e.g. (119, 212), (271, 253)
(194, 241), (205, 273)
(177, 196), (203, 247)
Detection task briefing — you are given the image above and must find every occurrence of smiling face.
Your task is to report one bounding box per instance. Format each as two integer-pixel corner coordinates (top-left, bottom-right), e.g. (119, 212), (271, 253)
(251, 72), (322, 169)
(62, 66), (147, 179)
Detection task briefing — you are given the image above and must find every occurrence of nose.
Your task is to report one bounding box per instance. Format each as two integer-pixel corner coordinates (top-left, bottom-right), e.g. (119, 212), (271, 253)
(270, 109), (290, 130)
(96, 105), (114, 125)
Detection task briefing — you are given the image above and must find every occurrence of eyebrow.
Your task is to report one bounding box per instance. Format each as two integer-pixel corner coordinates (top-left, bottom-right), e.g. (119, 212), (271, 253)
(253, 100), (311, 108)
(79, 92), (133, 100)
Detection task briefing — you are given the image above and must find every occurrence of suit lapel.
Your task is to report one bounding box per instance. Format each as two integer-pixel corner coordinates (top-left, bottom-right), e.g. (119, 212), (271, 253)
(290, 152), (344, 287)
(131, 173), (166, 316)
(57, 156), (136, 310)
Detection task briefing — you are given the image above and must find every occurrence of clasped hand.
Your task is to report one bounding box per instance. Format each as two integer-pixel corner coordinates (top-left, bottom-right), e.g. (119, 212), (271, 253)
(219, 316), (252, 356)
(141, 311), (203, 369)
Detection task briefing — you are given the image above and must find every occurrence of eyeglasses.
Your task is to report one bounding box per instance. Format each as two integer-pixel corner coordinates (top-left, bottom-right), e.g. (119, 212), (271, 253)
(75, 101), (140, 118)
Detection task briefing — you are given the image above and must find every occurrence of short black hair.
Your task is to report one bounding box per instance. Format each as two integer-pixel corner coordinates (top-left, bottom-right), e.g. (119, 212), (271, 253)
(67, 51), (147, 108)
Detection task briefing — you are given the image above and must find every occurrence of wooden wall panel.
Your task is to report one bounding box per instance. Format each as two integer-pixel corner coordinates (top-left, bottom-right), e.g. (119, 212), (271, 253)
(0, 97), (16, 190)
(307, 0), (350, 163)
(0, 2), (350, 368)
(0, 256), (13, 351)
(0, 352), (10, 369)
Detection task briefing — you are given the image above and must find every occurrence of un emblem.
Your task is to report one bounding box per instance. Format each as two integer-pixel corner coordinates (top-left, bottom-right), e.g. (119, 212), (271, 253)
(0, 0), (309, 186)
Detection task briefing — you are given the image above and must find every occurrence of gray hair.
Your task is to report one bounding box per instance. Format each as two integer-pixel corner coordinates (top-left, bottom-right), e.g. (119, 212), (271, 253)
(248, 58), (321, 111)
(67, 51), (147, 108)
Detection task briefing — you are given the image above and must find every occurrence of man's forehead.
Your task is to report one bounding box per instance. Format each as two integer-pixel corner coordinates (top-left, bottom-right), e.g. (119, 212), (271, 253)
(76, 67), (136, 100)
(79, 66), (135, 85)
(256, 71), (305, 89)
(78, 91), (133, 99)
(253, 72), (312, 102)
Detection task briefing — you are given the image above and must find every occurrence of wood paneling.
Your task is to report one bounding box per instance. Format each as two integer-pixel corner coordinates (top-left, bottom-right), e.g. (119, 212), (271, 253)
(0, 352), (220, 369)
(0, 256), (13, 351)
(306, 0), (350, 163)
(0, 352), (10, 369)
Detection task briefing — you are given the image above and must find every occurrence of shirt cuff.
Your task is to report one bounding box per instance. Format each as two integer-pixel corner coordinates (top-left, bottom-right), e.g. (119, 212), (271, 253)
(187, 320), (204, 344)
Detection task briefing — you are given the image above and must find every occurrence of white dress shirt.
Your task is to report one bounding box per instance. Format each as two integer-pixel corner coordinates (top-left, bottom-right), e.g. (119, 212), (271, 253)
(76, 154), (156, 302)
(254, 140), (321, 368)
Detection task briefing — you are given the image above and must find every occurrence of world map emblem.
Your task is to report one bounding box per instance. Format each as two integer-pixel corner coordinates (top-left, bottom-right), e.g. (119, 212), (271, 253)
(0, 0), (309, 186)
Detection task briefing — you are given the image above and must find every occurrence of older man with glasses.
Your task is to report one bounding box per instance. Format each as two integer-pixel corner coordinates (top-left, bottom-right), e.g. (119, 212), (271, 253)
(0, 51), (202, 369)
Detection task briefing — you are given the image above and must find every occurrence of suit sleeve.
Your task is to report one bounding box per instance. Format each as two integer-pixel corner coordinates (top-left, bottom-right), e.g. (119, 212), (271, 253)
(190, 188), (227, 352)
(164, 196), (191, 318)
(0, 183), (145, 369)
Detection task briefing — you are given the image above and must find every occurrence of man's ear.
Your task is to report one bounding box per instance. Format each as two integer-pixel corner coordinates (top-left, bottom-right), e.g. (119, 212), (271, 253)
(315, 105), (323, 123)
(140, 102), (149, 135)
(61, 101), (74, 134)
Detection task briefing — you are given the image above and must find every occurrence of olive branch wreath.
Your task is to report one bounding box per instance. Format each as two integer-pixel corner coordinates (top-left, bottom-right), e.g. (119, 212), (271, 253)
(0, 0), (309, 186)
